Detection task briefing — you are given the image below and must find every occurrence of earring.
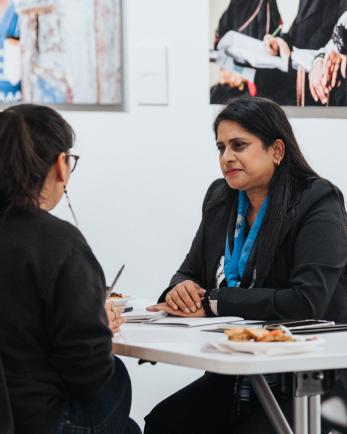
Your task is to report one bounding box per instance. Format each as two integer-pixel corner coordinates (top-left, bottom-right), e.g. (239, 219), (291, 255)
(274, 160), (281, 166)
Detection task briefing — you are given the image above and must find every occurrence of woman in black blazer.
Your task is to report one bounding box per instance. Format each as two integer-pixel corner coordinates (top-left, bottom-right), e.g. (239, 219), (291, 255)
(145, 96), (347, 434)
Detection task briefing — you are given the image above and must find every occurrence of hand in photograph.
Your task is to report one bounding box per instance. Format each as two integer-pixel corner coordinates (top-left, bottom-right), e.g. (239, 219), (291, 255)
(323, 50), (347, 90)
(146, 302), (206, 318)
(264, 34), (279, 55)
(309, 58), (329, 104)
(219, 68), (246, 90)
(264, 35), (290, 59)
(105, 302), (126, 333)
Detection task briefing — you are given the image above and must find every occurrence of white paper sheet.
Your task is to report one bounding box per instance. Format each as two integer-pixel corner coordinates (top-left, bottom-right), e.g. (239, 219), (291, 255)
(217, 30), (289, 73)
(291, 48), (318, 72)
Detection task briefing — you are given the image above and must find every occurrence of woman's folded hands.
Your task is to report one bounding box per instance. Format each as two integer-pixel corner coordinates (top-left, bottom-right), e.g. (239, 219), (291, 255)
(147, 280), (206, 317)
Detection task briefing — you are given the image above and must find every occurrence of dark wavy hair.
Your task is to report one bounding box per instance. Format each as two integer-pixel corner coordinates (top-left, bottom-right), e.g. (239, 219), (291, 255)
(213, 96), (319, 274)
(0, 104), (74, 213)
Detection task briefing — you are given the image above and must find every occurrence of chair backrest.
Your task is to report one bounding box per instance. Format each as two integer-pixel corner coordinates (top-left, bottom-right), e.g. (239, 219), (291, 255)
(0, 355), (14, 434)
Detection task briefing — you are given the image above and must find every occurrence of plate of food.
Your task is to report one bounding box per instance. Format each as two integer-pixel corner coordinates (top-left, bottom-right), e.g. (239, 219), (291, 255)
(223, 327), (324, 354)
(107, 292), (133, 307)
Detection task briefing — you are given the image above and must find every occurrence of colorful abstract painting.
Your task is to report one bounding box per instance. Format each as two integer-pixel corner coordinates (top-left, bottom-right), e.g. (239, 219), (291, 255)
(0, 0), (122, 106)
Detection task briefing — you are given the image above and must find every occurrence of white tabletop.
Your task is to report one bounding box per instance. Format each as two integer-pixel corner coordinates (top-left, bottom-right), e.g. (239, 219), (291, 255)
(113, 323), (347, 375)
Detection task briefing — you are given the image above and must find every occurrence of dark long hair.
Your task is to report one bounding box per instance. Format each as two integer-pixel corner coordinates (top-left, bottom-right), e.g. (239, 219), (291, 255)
(0, 104), (74, 213)
(213, 96), (319, 275)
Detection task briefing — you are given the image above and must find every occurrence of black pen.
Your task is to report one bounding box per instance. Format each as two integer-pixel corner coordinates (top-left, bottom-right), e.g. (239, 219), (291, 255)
(124, 306), (133, 313)
(106, 264), (125, 298)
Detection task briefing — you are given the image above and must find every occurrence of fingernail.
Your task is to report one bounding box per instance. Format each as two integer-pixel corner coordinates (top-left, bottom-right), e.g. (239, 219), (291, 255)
(185, 308), (190, 314)
(174, 305), (178, 310)
(191, 307), (196, 313)
(197, 303), (201, 309)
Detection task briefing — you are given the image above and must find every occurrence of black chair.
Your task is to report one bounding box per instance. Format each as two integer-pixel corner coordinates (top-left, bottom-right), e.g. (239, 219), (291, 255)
(0, 355), (13, 434)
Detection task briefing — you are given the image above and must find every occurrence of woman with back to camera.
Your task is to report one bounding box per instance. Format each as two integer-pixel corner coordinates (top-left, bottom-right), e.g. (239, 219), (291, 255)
(0, 105), (141, 434)
(145, 96), (347, 434)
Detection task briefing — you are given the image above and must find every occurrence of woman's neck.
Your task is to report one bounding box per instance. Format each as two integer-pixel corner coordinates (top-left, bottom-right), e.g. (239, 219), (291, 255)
(246, 188), (268, 226)
(246, 188), (268, 213)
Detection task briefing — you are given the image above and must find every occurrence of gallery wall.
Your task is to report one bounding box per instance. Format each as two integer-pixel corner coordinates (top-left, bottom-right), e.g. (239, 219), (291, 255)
(53, 0), (347, 427)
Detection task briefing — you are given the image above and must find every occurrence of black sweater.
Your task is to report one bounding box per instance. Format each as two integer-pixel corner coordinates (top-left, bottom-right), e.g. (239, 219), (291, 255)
(160, 178), (347, 322)
(0, 208), (115, 434)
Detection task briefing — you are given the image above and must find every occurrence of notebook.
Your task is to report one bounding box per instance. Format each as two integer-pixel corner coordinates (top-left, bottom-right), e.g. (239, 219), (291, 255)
(123, 309), (243, 327)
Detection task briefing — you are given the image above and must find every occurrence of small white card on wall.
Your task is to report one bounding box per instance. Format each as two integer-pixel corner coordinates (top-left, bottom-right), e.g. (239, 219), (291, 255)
(137, 45), (168, 105)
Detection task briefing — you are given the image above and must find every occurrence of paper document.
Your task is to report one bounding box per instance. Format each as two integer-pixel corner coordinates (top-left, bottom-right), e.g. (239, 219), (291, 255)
(217, 30), (289, 73)
(217, 54), (256, 82)
(124, 308), (243, 327)
(123, 309), (168, 323)
(291, 48), (318, 72)
(147, 316), (244, 327)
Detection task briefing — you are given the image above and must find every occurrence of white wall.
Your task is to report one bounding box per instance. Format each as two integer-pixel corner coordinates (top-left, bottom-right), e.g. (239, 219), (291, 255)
(53, 0), (347, 428)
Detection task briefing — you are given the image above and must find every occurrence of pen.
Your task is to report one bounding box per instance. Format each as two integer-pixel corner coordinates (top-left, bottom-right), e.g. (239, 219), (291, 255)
(124, 306), (133, 313)
(106, 264), (125, 298)
(271, 24), (282, 37)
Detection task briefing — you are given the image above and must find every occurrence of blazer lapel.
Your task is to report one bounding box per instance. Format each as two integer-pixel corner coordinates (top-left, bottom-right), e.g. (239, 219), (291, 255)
(203, 184), (236, 288)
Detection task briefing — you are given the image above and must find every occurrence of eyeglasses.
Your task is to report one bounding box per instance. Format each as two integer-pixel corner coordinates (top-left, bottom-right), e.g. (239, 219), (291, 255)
(66, 154), (80, 173)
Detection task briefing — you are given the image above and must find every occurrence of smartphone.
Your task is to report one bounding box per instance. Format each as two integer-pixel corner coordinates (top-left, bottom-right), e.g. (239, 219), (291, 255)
(264, 319), (335, 330)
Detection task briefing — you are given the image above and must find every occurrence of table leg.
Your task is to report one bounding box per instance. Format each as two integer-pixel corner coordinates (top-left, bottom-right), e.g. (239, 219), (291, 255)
(249, 375), (293, 434)
(309, 395), (321, 434)
(294, 371), (324, 434)
(294, 396), (308, 434)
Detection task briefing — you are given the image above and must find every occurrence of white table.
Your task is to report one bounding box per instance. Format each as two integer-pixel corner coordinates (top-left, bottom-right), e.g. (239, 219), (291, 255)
(113, 322), (347, 434)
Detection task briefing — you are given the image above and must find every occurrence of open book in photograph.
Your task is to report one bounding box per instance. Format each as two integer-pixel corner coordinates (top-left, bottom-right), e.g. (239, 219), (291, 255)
(217, 31), (289, 73)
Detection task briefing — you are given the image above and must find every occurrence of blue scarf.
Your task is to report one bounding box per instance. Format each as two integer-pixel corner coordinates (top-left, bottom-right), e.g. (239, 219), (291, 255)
(224, 191), (268, 287)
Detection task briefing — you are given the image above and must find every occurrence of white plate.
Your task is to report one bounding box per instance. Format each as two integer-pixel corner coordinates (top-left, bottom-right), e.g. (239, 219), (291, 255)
(224, 336), (324, 354)
(107, 295), (133, 307)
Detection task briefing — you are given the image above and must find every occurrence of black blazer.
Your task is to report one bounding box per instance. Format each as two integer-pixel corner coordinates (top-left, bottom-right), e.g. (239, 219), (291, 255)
(215, 0), (281, 44)
(159, 178), (347, 322)
(281, 0), (341, 50)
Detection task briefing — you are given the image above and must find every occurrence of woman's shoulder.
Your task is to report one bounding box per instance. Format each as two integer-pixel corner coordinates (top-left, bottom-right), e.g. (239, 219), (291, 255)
(202, 178), (232, 212)
(295, 178), (345, 215)
(302, 177), (343, 200)
(26, 210), (90, 253)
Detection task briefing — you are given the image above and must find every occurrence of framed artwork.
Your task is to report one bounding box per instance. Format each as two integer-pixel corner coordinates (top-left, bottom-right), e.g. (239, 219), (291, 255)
(209, 0), (347, 115)
(0, 0), (123, 109)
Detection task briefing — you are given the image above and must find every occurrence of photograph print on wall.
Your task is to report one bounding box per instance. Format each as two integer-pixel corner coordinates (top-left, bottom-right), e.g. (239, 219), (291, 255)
(209, 0), (347, 108)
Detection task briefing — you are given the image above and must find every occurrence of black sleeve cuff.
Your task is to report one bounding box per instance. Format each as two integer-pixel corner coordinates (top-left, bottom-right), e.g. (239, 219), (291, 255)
(314, 52), (325, 61)
(201, 289), (215, 317)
